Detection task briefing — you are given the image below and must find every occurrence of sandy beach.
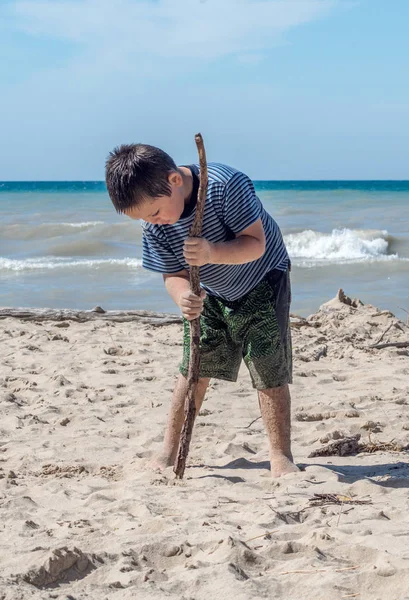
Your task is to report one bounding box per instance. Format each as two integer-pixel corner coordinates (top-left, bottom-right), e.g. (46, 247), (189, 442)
(1, 291), (409, 599)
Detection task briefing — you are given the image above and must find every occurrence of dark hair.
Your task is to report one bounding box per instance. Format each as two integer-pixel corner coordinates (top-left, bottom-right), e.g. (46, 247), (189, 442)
(105, 143), (178, 213)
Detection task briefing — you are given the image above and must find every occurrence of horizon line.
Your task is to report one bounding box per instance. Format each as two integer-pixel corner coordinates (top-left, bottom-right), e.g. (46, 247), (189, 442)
(1, 179), (409, 184)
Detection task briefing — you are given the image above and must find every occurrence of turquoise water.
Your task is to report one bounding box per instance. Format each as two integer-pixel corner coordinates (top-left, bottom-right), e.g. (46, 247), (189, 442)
(1, 181), (408, 317)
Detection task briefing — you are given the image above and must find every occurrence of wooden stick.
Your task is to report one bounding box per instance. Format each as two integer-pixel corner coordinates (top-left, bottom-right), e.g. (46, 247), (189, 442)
(371, 341), (409, 350)
(244, 530), (279, 543)
(174, 133), (208, 479)
(280, 565), (359, 575)
(370, 322), (395, 346)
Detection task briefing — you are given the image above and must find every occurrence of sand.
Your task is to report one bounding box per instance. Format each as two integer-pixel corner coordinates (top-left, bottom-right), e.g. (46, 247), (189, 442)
(1, 291), (409, 600)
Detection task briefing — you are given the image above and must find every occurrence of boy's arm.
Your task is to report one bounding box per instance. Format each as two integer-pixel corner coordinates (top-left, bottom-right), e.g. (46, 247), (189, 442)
(185, 170), (266, 267)
(183, 218), (266, 267)
(163, 270), (206, 321)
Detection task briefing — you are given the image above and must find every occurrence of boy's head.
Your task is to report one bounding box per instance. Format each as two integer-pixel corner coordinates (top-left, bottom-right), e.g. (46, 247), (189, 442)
(105, 143), (186, 225)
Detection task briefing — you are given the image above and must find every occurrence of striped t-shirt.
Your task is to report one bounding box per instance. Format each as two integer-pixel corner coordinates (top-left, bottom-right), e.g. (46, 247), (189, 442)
(142, 163), (289, 301)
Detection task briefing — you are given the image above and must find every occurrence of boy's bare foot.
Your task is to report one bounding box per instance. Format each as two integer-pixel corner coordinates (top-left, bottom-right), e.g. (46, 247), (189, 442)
(147, 452), (174, 472)
(270, 452), (300, 478)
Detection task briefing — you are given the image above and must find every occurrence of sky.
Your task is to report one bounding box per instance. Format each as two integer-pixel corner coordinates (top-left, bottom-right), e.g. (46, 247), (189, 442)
(1, 0), (408, 180)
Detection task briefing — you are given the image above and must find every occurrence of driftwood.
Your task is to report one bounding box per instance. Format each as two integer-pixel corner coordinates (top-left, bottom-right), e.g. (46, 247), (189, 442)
(0, 307), (321, 330)
(308, 493), (371, 507)
(370, 341), (409, 350)
(0, 307), (181, 326)
(309, 434), (409, 457)
(174, 133), (208, 480)
(309, 435), (361, 458)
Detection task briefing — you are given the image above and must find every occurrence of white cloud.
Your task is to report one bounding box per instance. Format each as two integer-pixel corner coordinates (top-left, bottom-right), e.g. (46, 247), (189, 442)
(11, 0), (336, 64)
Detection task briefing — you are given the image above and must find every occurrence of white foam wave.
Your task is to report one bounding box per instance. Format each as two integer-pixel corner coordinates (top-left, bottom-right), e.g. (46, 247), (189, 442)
(0, 257), (143, 272)
(285, 228), (400, 265)
(57, 221), (104, 228)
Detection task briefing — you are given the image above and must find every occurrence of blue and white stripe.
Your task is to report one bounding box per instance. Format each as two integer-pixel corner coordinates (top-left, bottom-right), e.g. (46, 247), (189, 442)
(142, 163), (289, 301)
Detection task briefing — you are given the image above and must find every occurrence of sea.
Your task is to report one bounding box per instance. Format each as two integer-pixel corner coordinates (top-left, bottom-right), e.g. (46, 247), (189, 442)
(1, 181), (408, 318)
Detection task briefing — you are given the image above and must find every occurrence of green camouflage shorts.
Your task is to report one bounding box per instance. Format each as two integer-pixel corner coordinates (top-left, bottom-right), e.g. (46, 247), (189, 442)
(179, 268), (293, 390)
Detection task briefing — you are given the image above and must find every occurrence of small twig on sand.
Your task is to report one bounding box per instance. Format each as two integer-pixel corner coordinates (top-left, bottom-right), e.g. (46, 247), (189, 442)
(397, 305), (409, 325)
(280, 565), (359, 575)
(236, 415), (262, 429)
(244, 530), (279, 543)
(309, 494), (371, 507)
(336, 498), (345, 526)
(371, 322), (395, 346)
(107, 329), (119, 350)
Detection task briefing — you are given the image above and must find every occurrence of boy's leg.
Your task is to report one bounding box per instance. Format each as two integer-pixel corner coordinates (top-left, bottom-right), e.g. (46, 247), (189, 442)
(239, 269), (298, 478)
(149, 373), (210, 470)
(257, 383), (299, 478)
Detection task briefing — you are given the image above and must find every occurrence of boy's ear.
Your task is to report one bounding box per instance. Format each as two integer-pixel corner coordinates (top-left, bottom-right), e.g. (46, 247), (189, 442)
(168, 170), (183, 187)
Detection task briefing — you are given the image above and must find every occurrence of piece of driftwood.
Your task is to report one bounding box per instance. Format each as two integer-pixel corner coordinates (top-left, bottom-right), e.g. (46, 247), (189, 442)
(280, 566), (359, 576)
(174, 133), (208, 480)
(370, 341), (409, 350)
(0, 307), (182, 326)
(308, 435), (361, 457)
(0, 308), (317, 328)
(289, 314), (321, 329)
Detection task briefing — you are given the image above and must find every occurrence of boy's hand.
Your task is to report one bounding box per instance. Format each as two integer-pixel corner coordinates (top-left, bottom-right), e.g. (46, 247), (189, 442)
(183, 237), (214, 267)
(179, 289), (206, 321)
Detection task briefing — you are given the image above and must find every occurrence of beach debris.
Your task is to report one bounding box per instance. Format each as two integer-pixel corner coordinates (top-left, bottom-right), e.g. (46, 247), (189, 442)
(91, 305), (106, 313)
(358, 440), (409, 453)
(309, 434), (409, 457)
(370, 341), (409, 350)
(103, 346), (132, 356)
(309, 435), (361, 457)
(308, 494), (372, 507)
(0, 307), (182, 325)
(244, 530), (279, 543)
(290, 314), (321, 328)
(174, 133), (208, 480)
(279, 565), (359, 575)
(237, 415), (262, 429)
(295, 411), (336, 422)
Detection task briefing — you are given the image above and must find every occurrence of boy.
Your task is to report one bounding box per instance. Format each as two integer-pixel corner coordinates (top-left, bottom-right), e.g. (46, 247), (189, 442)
(105, 143), (299, 478)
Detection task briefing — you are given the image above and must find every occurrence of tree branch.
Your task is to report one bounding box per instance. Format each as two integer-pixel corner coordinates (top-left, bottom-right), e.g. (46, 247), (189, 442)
(174, 133), (208, 480)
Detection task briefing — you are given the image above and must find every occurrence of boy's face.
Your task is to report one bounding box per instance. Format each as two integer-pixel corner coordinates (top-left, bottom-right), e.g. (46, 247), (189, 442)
(124, 171), (185, 225)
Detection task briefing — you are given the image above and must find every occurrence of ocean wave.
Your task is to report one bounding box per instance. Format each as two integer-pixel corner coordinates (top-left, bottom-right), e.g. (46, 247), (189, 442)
(59, 221), (104, 228)
(0, 257), (143, 272)
(0, 221), (105, 240)
(284, 228), (404, 265)
(1, 220), (144, 243)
